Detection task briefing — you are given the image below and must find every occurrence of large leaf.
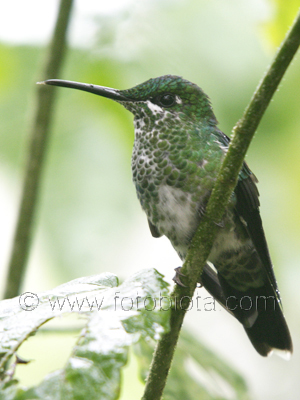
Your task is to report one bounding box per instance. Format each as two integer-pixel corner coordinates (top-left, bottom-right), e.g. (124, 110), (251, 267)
(0, 268), (170, 399)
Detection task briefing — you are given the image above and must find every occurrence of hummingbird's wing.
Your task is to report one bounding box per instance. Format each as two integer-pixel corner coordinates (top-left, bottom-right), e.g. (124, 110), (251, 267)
(215, 130), (279, 295)
(234, 164), (279, 296)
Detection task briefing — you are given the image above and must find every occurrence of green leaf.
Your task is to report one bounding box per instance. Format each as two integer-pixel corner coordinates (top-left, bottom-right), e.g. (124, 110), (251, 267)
(0, 269), (170, 400)
(134, 330), (250, 400)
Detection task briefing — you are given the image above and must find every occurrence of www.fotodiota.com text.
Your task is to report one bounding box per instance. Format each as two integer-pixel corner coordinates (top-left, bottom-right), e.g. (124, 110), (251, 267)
(18, 291), (277, 313)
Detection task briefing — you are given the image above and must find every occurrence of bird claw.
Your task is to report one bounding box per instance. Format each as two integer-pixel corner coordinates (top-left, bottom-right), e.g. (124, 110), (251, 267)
(173, 266), (187, 287)
(173, 266), (204, 288)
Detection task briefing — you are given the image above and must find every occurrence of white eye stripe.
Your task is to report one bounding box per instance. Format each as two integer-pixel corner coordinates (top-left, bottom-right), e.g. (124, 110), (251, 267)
(146, 100), (163, 113)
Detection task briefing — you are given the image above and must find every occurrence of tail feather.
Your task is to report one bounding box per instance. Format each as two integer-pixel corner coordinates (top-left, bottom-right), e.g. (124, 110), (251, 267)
(202, 264), (292, 356)
(242, 289), (293, 356)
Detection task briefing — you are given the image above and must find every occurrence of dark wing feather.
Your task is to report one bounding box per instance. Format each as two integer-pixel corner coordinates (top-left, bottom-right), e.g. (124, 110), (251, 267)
(234, 163), (279, 298)
(215, 129), (279, 297)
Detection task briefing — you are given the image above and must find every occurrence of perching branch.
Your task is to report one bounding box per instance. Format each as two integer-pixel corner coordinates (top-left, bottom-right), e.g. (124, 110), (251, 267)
(4, 0), (74, 299)
(142, 8), (300, 400)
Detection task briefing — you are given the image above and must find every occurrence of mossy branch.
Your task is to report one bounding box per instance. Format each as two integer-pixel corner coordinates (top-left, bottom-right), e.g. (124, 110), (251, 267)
(4, 0), (74, 299)
(142, 8), (300, 400)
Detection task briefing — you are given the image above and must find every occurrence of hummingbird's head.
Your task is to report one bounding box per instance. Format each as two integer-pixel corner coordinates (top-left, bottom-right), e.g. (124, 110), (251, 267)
(41, 75), (217, 126)
(119, 75), (217, 125)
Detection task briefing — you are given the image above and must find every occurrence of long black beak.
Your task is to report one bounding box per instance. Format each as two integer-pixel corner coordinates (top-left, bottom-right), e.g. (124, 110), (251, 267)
(39, 79), (130, 102)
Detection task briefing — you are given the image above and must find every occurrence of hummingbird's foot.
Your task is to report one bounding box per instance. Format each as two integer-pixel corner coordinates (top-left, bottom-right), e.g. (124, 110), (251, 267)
(173, 266), (187, 287)
(173, 266), (205, 287)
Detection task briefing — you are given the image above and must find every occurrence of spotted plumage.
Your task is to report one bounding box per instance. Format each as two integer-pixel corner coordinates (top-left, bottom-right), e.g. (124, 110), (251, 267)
(44, 75), (292, 357)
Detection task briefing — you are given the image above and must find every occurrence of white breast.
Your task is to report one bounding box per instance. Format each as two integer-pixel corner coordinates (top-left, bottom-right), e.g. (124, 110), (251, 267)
(156, 185), (200, 252)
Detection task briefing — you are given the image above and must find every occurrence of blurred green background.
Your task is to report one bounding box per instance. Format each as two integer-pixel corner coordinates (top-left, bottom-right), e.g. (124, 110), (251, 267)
(0, 0), (299, 399)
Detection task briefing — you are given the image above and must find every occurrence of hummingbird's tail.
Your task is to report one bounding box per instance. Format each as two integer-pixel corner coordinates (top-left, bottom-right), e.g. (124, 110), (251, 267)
(243, 296), (292, 357)
(202, 264), (293, 357)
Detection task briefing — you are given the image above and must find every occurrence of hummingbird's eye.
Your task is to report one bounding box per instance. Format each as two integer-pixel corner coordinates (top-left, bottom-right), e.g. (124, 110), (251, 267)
(154, 93), (176, 107)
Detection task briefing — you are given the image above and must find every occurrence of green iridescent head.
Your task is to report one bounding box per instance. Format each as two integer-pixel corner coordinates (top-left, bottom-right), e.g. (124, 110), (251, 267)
(121, 75), (217, 124)
(42, 75), (217, 125)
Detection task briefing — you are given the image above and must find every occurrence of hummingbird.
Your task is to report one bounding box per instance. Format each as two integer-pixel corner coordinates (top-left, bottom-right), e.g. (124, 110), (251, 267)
(42, 75), (292, 357)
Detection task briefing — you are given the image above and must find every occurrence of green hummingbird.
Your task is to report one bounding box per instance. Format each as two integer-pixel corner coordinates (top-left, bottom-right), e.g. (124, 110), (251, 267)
(42, 75), (292, 357)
